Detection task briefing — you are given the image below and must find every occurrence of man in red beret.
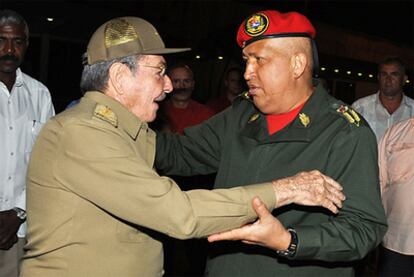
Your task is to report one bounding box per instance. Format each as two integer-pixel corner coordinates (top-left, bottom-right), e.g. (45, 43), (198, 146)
(156, 10), (387, 276)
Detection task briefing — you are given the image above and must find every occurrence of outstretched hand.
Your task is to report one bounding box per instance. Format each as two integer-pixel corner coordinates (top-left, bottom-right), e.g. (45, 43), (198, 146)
(208, 197), (290, 251)
(272, 170), (345, 213)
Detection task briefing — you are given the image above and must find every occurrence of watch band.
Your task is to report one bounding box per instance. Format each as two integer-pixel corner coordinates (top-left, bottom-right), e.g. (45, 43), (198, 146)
(276, 228), (298, 258)
(12, 207), (27, 221)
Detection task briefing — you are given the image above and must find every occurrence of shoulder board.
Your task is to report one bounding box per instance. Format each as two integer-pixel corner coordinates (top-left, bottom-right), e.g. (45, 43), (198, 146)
(93, 104), (118, 127)
(331, 103), (361, 127)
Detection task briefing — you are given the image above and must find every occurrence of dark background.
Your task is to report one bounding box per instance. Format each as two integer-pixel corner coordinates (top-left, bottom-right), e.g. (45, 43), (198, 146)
(1, 0), (413, 112)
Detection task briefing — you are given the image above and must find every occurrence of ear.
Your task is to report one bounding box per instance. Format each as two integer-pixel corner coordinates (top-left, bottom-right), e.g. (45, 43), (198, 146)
(108, 62), (128, 96)
(291, 52), (307, 79)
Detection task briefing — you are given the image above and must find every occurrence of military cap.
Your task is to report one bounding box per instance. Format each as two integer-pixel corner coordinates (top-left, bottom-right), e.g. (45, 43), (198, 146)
(86, 16), (190, 65)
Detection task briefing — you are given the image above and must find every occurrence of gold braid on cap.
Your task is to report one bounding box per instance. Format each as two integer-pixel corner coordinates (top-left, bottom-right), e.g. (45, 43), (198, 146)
(104, 18), (138, 48)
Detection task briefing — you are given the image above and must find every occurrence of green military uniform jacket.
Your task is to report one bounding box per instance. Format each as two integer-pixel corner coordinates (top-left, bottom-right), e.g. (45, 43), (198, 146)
(20, 91), (277, 277)
(156, 84), (387, 276)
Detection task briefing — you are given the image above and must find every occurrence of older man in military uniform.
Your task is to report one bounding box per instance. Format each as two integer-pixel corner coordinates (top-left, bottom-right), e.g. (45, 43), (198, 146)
(20, 16), (345, 277)
(155, 10), (387, 277)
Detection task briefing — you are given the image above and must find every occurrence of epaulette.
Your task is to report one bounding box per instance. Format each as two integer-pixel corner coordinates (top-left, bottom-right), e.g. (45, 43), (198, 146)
(232, 91), (253, 108)
(331, 103), (361, 127)
(93, 104), (118, 127)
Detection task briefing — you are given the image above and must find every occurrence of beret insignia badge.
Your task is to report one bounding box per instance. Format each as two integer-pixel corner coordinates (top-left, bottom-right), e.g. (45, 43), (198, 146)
(244, 13), (269, 37)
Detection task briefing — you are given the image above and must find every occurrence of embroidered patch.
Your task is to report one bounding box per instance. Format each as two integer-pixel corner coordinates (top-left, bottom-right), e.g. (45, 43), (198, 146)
(299, 113), (310, 127)
(244, 13), (269, 37)
(93, 104), (118, 127)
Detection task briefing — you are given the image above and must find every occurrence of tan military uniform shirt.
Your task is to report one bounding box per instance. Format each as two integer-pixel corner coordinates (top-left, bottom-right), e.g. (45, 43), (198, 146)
(20, 91), (275, 277)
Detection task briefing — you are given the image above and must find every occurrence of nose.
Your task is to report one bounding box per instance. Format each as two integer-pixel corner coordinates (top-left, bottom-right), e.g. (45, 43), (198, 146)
(244, 63), (254, 81)
(163, 75), (173, 94)
(174, 79), (184, 89)
(0, 39), (15, 54)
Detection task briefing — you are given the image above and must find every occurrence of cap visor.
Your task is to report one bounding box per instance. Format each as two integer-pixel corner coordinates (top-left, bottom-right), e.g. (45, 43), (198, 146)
(142, 47), (191, 54)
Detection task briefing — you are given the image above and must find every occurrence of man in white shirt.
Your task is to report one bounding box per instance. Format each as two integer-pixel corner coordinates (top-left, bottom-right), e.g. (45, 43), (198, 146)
(352, 56), (414, 142)
(0, 9), (54, 277)
(378, 116), (414, 276)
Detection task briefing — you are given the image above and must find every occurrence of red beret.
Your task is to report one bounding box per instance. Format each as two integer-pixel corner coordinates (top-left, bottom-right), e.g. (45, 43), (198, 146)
(237, 10), (316, 48)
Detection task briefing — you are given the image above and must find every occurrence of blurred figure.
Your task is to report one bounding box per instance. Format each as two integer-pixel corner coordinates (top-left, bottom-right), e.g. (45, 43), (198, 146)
(378, 116), (414, 277)
(352, 56), (414, 142)
(0, 9), (54, 277)
(207, 67), (246, 113)
(161, 63), (214, 134)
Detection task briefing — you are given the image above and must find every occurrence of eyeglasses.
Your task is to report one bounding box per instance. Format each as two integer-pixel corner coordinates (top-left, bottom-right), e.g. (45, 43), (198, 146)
(138, 64), (167, 77)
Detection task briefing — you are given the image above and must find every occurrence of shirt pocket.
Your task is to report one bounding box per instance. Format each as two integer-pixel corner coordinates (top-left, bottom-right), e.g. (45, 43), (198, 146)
(387, 143), (414, 184)
(24, 120), (45, 163)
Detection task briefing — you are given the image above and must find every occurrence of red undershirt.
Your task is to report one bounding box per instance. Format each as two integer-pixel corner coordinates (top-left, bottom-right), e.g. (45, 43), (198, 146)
(266, 102), (306, 135)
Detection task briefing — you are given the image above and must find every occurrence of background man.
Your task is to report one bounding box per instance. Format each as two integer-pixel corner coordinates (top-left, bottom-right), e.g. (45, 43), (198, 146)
(352, 56), (414, 142)
(207, 67), (246, 113)
(378, 116), (414, 276)
(161, 63), (214, 134)
(0, 9), (54, 277)
(156, 10), (387, 276)
(20, 16), (344, 277)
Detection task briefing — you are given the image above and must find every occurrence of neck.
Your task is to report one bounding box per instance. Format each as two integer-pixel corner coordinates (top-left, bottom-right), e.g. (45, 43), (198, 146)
(0, 71), (17, 92)
(379, 92), (403, 114)
(171, 98), (190, 109)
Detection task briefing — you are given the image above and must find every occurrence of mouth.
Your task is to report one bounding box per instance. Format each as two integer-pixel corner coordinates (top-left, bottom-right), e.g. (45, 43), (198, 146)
(247, 85), (259, 96)
(154, 92), (166, 102)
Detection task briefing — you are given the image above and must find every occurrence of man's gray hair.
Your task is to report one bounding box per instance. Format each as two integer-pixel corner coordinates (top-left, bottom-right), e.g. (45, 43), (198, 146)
(0, 9), (29, 38)
(80, 54), (143, 93)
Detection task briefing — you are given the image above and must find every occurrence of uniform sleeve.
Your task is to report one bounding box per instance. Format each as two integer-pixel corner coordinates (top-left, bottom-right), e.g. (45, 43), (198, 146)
(293, 125), (387, 261)
(156, 110), (228, 176)
(55, 121), (275, 239)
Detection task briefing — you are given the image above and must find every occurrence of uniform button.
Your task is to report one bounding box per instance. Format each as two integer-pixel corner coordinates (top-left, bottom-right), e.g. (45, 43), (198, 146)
(8, 100), (11, 104)
(8, 176), (12, 180)
(9, 126), (13, 130)
(10, 152), (14, 156)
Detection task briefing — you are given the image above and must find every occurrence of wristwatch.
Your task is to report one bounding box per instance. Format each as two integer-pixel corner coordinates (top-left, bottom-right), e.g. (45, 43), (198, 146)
(12, 207), (27, 221)
(276, 228), (298, 258)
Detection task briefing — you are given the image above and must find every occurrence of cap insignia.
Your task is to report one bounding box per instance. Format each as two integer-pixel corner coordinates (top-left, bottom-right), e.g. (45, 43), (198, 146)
(244, 13), (269, 37)
(104, 18), (138, 48)
(248, 113), (260, 123)
(94, 104), (118, 127)
(336, 105), (360, 127)
(299, 113), (310, 127)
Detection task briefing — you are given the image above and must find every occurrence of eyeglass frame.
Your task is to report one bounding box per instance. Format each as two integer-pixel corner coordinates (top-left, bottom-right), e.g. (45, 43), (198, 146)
(137, 63), (167, 77)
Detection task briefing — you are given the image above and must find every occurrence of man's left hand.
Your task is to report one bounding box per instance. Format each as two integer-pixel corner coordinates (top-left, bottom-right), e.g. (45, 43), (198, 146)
(207, 197), (291, 251)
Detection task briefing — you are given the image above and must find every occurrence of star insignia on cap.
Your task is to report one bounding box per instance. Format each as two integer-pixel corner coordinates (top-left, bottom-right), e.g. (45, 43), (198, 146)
(299, 113), (310, 127)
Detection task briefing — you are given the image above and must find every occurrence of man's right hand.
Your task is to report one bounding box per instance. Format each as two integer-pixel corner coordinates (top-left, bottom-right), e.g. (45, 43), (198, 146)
(272, 170), (345, 213)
